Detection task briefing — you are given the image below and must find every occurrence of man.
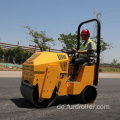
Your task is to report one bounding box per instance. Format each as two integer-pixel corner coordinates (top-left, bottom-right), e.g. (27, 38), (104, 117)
(69, 29), (96, 81)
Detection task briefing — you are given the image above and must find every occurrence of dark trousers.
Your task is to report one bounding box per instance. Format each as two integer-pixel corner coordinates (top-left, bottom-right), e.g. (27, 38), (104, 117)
(72, 57), (88, 79)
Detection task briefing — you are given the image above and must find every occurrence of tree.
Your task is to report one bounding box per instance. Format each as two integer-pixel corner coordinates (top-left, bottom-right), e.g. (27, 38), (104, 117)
(23, 51), (33, 61)
(13, 47), (24, 64)
(58, 32), (77, 49)
(1, 47), (33, 64)
(58, 32), (113, 52)
(111, 59), (118, 66)
(24, 26), (55, 51)
(4, 48), (14, 63)
(90, 36), (113, 52)
(0, 47), (4, 59)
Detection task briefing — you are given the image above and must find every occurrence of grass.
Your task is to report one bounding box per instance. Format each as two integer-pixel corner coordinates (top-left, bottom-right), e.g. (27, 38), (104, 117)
(100, 67), (120, 73)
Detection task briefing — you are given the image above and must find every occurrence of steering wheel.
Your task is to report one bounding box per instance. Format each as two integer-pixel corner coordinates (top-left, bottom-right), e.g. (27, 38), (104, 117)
(61, 49), (76, 57)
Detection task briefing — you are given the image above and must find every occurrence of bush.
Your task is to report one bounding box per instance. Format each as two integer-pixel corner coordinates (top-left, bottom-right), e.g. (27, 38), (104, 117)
(23, 51), (33, 62)
(99, 68), (103, 72)
(0, 47), (4, 59)
(13, 47), (24, 64)
(4, 48), (14, 63)
(1, 47), (34, 64)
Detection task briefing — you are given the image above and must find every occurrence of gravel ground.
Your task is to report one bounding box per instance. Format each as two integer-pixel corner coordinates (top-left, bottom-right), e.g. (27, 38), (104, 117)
(0, 77), (120, 120)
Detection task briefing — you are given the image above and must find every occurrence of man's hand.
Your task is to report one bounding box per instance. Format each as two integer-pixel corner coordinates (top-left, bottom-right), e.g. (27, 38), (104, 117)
(72, 48), (78, 56)
(72, 48), (77, 52)
(75, 52), (78, 56)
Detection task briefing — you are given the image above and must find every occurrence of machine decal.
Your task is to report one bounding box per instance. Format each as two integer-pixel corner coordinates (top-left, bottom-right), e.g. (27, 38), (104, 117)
(57, 54), (67, 60)
(60, 62), (67, 71)
(28, 53), (41, 61)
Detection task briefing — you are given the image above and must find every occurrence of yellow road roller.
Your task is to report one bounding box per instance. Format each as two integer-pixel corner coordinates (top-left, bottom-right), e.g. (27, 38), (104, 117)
(20, 19), (101, 107)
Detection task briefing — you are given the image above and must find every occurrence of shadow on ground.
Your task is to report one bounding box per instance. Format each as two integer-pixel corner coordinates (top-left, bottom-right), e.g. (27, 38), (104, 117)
(11, 98), (36, 109)
(11, 95), (84, 109)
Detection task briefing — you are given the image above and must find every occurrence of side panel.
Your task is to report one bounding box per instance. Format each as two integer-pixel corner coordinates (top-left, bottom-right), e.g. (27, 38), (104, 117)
(58, 73), (67, 96)
(67, 66), (96, 95)
(76, 66), (95, 83)
(40, 66), (60, 99)
(67, 81), (81, 95)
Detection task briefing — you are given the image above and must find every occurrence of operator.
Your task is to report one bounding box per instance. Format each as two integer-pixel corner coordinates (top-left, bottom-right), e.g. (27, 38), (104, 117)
(69, 29), (97, 81)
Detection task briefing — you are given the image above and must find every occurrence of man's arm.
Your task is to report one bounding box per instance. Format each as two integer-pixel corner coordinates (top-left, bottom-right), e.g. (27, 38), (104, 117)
(77, 50), (87, 54)
(72, 42), (95, 55)
(72, 48), (88, 55)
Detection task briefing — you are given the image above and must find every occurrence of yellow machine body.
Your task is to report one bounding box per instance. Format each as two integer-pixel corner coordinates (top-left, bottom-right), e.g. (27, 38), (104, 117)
(21, 51), (99, 100)
(22, 52), (69, 99)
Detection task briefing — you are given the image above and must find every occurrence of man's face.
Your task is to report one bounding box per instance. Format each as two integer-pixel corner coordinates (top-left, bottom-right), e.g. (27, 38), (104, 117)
(81, 34), (89, 40)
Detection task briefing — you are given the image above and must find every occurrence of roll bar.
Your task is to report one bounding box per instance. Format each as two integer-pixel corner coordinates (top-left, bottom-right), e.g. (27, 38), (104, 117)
(77, 19), (101, 85)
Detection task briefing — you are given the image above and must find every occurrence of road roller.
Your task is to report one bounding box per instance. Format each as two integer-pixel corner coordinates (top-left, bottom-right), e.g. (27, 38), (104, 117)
(20, 19), (101, 107)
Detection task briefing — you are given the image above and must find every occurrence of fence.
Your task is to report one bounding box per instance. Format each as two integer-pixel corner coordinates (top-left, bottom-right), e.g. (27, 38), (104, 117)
(0, 42), (63, 64)
(0, 42), (62, 53)
(0, 42), (40, 52)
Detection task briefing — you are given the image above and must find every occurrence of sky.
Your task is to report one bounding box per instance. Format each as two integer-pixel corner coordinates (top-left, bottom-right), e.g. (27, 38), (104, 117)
(0, 0), (120, 63)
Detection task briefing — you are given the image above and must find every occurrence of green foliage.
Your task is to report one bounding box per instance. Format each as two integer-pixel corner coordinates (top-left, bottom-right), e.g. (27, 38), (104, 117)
(13, 47), (24, 64)
(117, 63), (120, 66)
(23, 51), (33, 61)
(24, 26), (55, 51)
(58, 32), (113, 52)
(58, 32), (77, 49)
(4, 48), (14, 63)
(100, 67), (120, 73)
(0, 47), (4, 59)
(99, 68), (103, 72)
(1, 47), (33, 64)
(90, 36), (113, 52)
(111, 59), (118, 66)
